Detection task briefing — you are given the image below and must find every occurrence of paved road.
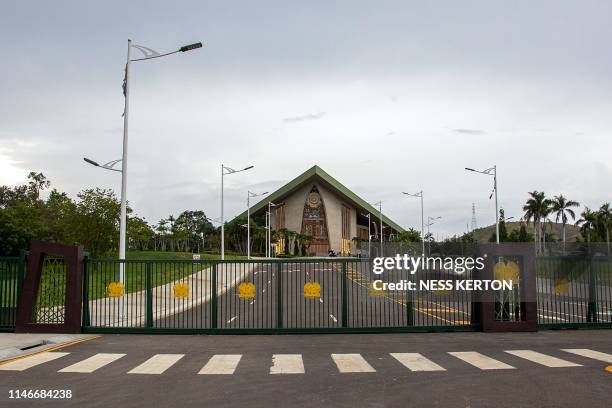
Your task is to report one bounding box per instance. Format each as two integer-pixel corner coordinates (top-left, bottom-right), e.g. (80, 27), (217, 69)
(1, 331), (611, 407)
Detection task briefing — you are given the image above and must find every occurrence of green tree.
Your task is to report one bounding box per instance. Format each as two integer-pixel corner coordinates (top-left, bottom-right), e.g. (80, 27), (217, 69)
(522, 191), (551, 254)
(128, 216), (154, 250)
(489, 208), (509, 242)
(598, 203), (611, 255)
(391, 228), (422, 243)
(27, 171), (50, 200)
(550, 194), (580, 251)
(67, 188), (121, 257)
(576, 207), (598, 245)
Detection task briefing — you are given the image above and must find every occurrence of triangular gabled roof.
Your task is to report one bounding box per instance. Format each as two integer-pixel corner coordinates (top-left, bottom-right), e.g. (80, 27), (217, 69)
(237, 165), (404, 232)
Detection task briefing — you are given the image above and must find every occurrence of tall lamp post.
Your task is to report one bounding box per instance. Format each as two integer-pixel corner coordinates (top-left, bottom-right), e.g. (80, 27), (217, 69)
(373, 201), (383, 256)
(221, 164), (254, 260)
(465, 166), (499, 244)
(426, 216), (442, 255)
(85, 39), (201, 316)
(402, 191), (425, 255)
(247, 191), (268, 259)
(266, 201), (282, 258)
(361, 213), (372, 258)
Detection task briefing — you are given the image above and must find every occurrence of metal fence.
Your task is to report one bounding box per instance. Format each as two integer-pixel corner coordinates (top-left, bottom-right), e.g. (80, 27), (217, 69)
(81, 258), (475, 333)
(536, 256), (612, 328)
(0, 254), (24, 330)
(1, 251), (611, 333)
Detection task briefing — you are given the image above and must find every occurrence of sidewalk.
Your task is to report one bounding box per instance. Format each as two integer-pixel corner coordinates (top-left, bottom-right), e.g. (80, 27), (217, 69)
(0, 333), (98, 363)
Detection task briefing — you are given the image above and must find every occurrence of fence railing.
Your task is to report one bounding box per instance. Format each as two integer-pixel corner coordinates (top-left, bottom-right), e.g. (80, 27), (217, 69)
(0, 253), (24, 330)
(82, 258), (475, 332)
(1, 252), (611, 332)
(536, 256), (612, 327)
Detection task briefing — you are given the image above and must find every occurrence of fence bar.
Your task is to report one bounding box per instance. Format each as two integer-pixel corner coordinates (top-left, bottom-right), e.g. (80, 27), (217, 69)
(276, 262), (283, 329)
(146, 261), (153, 328)
(82, 256), (90, 327)
(211, 262), (217, 329)
(341, 261), (348, 327)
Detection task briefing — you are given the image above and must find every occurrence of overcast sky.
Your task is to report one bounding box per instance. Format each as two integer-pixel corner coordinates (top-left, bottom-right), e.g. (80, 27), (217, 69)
(1, 1), (611, 238)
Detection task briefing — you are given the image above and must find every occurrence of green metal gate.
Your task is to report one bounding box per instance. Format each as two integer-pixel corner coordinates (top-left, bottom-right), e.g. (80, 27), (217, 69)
(81, 258), (476, 334)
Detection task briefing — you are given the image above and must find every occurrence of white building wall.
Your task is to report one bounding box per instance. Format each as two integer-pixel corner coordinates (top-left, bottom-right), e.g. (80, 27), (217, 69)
(276, 181), (358, 253)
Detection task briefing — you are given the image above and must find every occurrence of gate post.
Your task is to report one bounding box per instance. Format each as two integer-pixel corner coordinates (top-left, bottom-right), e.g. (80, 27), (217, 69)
(406, 290), (414, 326)
(15, 241), (84, 333)
(478, 243), (537, 332)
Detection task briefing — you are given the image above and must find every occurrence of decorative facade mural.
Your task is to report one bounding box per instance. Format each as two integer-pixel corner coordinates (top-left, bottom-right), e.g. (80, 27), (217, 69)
(301, 186), (329, 254)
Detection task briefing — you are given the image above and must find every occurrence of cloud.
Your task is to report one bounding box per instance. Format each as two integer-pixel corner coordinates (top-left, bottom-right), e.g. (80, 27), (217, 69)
(454, 128), (485, 135)
(282, 112), (326, 123)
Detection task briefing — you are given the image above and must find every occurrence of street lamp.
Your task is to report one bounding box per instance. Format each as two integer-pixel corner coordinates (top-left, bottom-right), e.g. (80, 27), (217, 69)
(266, 201), (282, 258)
(361, 213), (372, 258)
(247, 191), (268, 259)
(465, 166), (499, 244)
(426, 216), (442, 254)
(373, 201), (383, 256)
(402, 191), (425, 255)
(221, 164), (254, 260)
(86, 39), (202, 308)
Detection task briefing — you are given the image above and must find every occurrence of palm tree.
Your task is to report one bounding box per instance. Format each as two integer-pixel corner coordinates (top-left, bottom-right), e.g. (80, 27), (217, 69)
(522, 191), (550, 254)
(598, 203), (611, 256)
(576, 208), (598, 245)
(550, 195), (580, 252)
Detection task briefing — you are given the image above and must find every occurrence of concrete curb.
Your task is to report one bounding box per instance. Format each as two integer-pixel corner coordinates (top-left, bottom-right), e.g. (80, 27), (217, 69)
(0, 333), (100, 364)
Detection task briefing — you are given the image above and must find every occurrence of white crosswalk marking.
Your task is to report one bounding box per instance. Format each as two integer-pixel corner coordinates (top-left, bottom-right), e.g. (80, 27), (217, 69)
(198, 355), (242, 375)
(128, 354), (184, 374)
(505, 350), (582, 367)
(58, 353), (125, 373)
(0, 352), (69, 371)
(270, 354), (305, 374)
(331, 353), (376, 373)
(449, 352), (515, 370)
(390, 353), (446, 371)
(561, 349), (612, 363)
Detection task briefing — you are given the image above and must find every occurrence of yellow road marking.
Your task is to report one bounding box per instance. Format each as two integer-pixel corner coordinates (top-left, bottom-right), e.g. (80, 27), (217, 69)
(337, 263), (470, 325)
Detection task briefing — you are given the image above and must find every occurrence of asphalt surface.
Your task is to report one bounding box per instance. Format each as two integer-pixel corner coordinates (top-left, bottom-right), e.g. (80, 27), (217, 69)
(1, 330), (611, 407)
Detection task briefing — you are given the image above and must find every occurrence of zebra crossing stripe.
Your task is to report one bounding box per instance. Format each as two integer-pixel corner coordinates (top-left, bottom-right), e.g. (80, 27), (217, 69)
(331, 353), (376, 373)
(58, 353), (126, 373)
(505, 350), (582, 367)
(449, 352), (515, 370)
(198, 355), (242, 375)
(270, 354), (305, 374)
(0, 352), (70, 371)
(561, 349), (612, 364)
(390, 353), (446, 371)
(128, 354), (185, 375)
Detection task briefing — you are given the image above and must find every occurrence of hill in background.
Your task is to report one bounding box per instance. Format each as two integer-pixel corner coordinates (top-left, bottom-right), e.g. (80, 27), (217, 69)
(469, 221), (582, 243)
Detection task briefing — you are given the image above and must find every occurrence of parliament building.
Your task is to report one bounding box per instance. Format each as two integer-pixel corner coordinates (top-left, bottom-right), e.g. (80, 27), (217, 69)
(239, 165), (404, 256)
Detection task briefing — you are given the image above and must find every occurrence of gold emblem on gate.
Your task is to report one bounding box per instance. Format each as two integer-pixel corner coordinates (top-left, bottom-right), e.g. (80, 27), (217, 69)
(107, 282), (124, 298)
(304, 282), (321, 298)
(173, 283), (189, 298)
(368, 282), (386, 297)
(239, 282), (255, 299)
(554, 278), (570, 295)
(493, 261), (520, 283)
